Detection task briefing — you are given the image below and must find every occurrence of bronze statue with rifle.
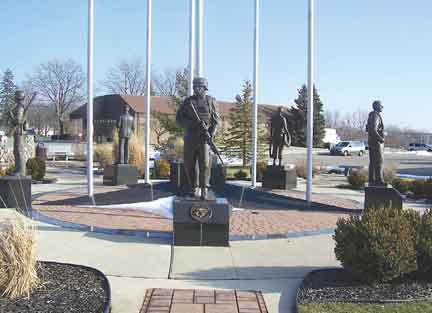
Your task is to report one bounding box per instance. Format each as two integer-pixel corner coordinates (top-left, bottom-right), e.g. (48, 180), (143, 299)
(176, 77), (220, 200)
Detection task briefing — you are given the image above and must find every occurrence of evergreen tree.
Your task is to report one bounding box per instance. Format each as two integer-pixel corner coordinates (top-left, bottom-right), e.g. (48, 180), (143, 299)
(0, 68), (17, 128)
(288, 84), (326, 147)
(224, 81), (267, 166)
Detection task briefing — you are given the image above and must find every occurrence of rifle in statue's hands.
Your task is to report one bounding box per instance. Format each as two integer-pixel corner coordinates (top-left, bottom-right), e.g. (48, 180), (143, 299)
(189, 102), (225, 166)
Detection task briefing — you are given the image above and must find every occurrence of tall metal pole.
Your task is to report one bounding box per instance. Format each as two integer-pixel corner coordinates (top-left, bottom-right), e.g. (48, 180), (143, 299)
(144, 0), (152, 184)
(87, 0), (94, 201)
(188, 0), (196, 96)
(195, 0), (203, 77)
(251, 0), (260, 188)
(306, 0), (314, 204)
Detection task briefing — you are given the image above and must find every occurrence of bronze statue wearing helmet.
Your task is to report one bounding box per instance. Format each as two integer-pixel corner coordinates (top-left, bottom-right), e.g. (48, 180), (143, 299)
(176, 77), (220, 200)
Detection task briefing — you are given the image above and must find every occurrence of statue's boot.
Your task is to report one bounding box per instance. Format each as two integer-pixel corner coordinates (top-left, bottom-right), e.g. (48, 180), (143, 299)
(200, 187), (208, 200)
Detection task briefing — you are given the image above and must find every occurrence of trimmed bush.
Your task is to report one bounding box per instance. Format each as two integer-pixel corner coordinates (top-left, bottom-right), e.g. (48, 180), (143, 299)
(417, 209), (432, 276)
(234, 170), (247, 180)
(154, 159), (170, 178)
(347, 170), (368, 189)
(295, 162), (319, 179)
(411, 179), (432, 198)
(334, 207), (417, 284)
(392, 177), (413, 194)
(26, 158), (46, 181)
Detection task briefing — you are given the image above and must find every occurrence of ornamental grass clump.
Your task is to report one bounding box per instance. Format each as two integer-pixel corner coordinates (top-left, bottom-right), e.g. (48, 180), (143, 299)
(334, 207), (417, 284)
(0, 217), (39, 298)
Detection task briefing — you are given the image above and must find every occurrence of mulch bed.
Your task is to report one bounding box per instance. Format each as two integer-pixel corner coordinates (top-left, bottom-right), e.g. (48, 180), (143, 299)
(298, 268), (432, 304)
(0, 261), (110, 313)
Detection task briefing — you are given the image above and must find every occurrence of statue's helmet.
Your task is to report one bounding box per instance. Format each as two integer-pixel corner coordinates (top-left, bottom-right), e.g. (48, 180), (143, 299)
(15, 90), (25, 101)
(372, 100), (383, 111)
(193, 77), (208, 90)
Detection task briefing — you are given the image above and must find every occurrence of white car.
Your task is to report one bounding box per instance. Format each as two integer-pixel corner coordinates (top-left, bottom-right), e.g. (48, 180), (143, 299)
(408, 143), (432, 152)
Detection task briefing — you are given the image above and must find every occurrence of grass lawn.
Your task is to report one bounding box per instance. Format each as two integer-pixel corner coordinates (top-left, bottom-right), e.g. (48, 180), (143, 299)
(299, 301), (432, 313)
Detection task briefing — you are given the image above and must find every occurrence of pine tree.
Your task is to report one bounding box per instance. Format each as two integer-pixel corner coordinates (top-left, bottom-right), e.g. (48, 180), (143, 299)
(288, 84), (326, 147)
(0, 68), (17, 128)
(224, 81), (267, 166)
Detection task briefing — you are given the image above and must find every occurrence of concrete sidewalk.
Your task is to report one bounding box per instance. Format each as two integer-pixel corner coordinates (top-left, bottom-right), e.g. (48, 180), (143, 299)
(0, 209), (339, 313)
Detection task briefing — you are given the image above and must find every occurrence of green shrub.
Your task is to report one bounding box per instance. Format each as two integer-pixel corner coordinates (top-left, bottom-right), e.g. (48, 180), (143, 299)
(392, 178), (413, 194)
(234, 170), (247, 180)
(154, 159), (170, 178)
(26, 158), (46, 181)
(347, 170), (368, 189)
(417, 209), (432, 276)
(334, 207), (417, 284)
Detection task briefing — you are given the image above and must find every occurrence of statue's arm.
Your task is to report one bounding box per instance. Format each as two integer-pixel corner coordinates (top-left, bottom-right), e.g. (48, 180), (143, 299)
(176, 98), (195, 128)
(370, 114), (384, 143)
(208, 97), (219, 137)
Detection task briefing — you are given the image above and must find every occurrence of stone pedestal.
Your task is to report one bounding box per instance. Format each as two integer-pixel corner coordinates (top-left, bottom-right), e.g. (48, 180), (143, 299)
(364, 185), (403, 210)
(103, 164), (138, 186)
(0, 176), (32, 210)
(174, 196), (231, 246)
(262, 165), (297, 190)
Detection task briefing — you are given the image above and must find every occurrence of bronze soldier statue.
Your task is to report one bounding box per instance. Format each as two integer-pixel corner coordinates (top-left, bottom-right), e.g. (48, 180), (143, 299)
(269, 107), (291, 166)
(117, 105), (134, 164)
(10, 90), (28, 176)
(366, 100), (385, 186)
(176, 77), (219, 200)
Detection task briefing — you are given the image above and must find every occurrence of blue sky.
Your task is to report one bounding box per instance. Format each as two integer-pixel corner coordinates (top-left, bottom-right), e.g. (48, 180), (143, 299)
(1, 0), (431, 130)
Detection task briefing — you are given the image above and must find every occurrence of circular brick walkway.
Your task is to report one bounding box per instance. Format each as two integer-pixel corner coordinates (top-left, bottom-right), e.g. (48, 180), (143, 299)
(32, 185), (357, 238)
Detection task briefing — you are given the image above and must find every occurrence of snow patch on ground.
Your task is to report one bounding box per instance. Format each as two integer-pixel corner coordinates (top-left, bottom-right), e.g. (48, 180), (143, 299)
(96, 196), (175, 218)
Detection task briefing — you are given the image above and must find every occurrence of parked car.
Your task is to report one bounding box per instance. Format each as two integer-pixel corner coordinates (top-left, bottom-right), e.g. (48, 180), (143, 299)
(408, 143), (432, 152)
(330, 141), (366, 156)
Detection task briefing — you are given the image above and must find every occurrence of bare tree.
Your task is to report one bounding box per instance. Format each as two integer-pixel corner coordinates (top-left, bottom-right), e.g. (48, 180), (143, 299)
(153, 68), (178, 96)
(324, 109), (341, 128)
(102, 58), (154, 96)
(29, 59), (84, 136)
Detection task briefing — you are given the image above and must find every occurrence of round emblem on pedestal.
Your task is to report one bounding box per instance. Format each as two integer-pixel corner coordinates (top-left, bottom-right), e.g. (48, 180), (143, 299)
(190, 206), (212, 223)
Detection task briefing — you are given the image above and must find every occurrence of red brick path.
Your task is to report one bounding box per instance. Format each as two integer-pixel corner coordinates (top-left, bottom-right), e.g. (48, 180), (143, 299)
(139, 289), (268, 313)
(32, 186), (356, 237)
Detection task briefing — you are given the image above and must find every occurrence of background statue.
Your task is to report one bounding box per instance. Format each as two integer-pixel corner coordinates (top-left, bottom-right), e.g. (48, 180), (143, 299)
(117, 105), (134, 164)
(269, 107), (291, 166)
(176, 77), (219, 200)
(10, 90), (28, 176)
(366, 100), (385, 186)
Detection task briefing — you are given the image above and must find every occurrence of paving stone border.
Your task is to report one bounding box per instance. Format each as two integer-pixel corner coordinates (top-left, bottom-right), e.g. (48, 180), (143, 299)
(139, 289), (268, 313)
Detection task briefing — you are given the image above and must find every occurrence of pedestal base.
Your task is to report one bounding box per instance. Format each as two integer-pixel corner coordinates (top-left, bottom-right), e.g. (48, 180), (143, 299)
(364, 185), (403, 210)
(103, 164), (138, 186)
(174, 196), (231, 246)
(262, 165), (297, 189)
(0, 176), (32, 210)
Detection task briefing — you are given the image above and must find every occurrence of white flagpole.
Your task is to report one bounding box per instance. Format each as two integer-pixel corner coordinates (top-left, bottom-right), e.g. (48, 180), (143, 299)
(252, 0), (260, 188)
(196, 0), (203, 77)
(306, 0), (314, 204)
(188, 0), (195, 96)
(87, 0), (94, 201)
(144, 0), (152, 184)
